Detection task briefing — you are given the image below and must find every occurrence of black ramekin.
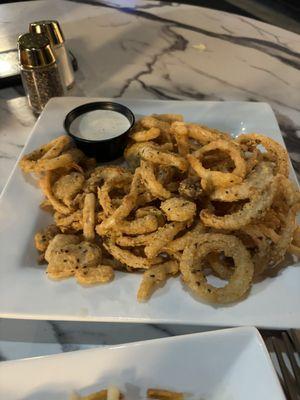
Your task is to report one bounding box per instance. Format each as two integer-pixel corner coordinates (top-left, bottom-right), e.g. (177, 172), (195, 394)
(64, 101), (135, 162)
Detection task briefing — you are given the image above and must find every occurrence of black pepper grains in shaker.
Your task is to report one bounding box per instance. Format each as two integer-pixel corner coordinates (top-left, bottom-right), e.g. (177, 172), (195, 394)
(18, 32), (64, 114)
(21, 66), (63, 112)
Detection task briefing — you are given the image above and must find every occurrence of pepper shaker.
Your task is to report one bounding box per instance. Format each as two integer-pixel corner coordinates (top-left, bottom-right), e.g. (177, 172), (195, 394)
(18, 32), (64, 114)
(29, 20), (75, 89)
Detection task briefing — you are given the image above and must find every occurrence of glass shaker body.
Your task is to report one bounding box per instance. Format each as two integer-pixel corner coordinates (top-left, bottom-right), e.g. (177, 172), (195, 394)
(53, 43), (74, 89)
(20, 62), (64, 114)
(18, 32), (64, 114)
(29, 20), (75, 90)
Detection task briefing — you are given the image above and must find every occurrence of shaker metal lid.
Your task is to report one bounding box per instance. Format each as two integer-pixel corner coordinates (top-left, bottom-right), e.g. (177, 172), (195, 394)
(18, 32), (56, 68)
(29, 20), (65, 46)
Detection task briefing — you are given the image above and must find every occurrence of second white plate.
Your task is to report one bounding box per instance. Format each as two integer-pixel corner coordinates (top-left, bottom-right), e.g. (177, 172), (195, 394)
(0, 97), (299, 328)
(0, 327), (284, 400)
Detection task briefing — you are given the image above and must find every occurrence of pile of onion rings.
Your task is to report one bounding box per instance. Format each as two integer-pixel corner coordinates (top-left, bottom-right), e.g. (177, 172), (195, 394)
(20, 113), (300, 304)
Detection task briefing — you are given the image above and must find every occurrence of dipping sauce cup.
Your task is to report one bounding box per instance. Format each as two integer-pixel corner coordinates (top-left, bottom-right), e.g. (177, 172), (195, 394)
(64, 101), (135, 161)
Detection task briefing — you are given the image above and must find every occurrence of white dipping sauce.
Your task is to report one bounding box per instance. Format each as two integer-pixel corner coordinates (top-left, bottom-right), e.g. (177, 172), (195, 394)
(71, 109), (131, 141)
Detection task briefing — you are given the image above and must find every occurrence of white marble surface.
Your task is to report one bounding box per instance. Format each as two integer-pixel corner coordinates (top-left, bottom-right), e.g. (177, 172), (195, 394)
(0, 0), (299, 362)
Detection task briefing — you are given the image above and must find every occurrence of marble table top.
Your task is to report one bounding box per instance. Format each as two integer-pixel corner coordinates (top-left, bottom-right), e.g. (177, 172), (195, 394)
(0, 0), (299, 362)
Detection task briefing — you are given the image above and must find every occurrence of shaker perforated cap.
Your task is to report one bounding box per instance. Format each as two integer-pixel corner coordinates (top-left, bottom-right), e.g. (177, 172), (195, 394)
(29, 20), (65, 46)
(18, 32), (56, 68)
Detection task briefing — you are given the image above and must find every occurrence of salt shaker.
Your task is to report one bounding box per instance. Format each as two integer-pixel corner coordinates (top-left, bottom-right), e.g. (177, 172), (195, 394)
(29, 20), (75, 89)
(18, 32), (64, 114)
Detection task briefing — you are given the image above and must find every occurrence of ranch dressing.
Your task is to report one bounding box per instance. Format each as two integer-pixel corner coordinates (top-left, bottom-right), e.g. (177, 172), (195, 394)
(71, 109), (131, 141)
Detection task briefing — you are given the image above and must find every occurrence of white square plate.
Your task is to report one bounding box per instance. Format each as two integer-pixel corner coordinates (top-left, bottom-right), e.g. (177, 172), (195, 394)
(0, 327), (284, 400)
(0, 97), (299, 328)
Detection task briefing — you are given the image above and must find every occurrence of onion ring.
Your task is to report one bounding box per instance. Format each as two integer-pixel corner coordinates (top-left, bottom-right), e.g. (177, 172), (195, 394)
(200, 179), (278, 230)
(140, 160), (171, 199)
(39, 198), (54, 213)
(83, 193), (96, 241)
(238, 225), (270, 277)
(97, 176), (131, 216)
(115, 232), (156, 247)
(125, 142), (188, 172)
(206, 253), (233, 280)
(85, 166), (132, 193)
(289, 226), (300, 256)
(140, 116), (171, 132)
(160, 197), (196, 222)
(19, 135), (71, 173)
(52, 172), (85, 207)
(178, 177), (202, 200)
(54, 210), (83, 232)
(137, 260), (179, 302)
(292, 226), (300, 246)
(210, 162), (274, 201)
(171, 121), (189, 157)
(140, 143), (188, 172)
(144, 221), (186, 259)
(140, 116), (172, 143)
(163, 222), (206, 255)
(152, 114), (184, 123)
(244, 148), (262, 174)
(187, 140), (246, 190)
(135, 206), (165, 226)
(263, 205), (299, 266)
(118, 214), (159, 235)
(96, 168), (142, 235)
(237, 133), (289, 177)
(186, 124), (230, 144)
(39, 171), (71, 214)
(131, 127), (160, 142)
(180, 233), (254, 304)
(115, 221), (186, 254)
(104, 240), (161, 269)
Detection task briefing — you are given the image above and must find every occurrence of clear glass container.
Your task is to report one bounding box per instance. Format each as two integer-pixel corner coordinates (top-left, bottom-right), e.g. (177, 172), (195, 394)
(18, 32), (64, 114)
(29, 20), (75, 89)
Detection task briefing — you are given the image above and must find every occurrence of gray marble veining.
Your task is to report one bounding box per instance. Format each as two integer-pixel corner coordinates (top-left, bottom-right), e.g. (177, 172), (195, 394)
(0, 318), (218, 361)
(0, 0), (299, 362)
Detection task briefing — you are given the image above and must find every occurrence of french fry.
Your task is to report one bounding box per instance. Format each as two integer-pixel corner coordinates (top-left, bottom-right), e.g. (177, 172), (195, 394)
(147, 388), (184, 400)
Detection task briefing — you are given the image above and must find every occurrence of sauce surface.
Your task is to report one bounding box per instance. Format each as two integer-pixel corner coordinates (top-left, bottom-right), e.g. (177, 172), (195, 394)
(70, 109), (131, 140)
